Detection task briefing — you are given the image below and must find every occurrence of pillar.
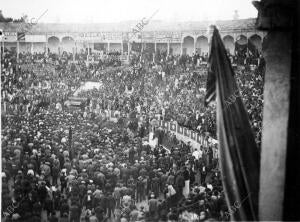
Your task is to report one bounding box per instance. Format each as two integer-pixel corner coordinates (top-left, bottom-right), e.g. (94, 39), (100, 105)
(17, 41), (19, 60)
(194, 39), (196, 54)
(31, 42), (33, 54)
(45, 41), (48, 55)
(107, 42), (110, 53)
(154, 42), (157, 53)
(233, 33), (237, 54)
(74, 41), (77, 61)
(180, 42), (183, 55)
(2, 40), (5, 56)
(73, 46), (75, 62)
(90, 41), (93, 54)
(254, 0), (295, 220)
(87, 42), (90, 62)
(121, 41), (123, 55)
(167, 42), (170, 55)
(259, 30), (291, 221)
(283, 1), (300, 220)
(127, 42), (131, 60)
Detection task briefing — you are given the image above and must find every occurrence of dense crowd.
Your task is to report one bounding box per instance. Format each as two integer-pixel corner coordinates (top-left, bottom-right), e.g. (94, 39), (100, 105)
(1, 46), (264, 222)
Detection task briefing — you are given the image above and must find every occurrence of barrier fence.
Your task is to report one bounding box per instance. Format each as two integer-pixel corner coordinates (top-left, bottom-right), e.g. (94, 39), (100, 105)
(156, 119), (217, 149)
(106, 109), (218, 149)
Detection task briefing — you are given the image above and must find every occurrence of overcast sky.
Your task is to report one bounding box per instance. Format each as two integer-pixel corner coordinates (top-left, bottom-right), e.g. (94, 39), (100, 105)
(1, 0), (257, 23)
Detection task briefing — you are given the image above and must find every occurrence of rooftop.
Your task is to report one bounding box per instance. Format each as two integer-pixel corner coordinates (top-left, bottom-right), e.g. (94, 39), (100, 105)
(0, 18), (256, 33)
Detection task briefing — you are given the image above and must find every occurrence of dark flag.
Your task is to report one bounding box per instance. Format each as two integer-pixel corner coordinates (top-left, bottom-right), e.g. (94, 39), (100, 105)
(17, 32), (25, 41)
(205, 26), (260, 221)
(132, 41), (142, 52)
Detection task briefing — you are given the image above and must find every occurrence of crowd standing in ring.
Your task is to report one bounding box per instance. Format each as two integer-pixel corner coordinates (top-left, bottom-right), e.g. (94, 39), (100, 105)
(1, 46), (264, 221)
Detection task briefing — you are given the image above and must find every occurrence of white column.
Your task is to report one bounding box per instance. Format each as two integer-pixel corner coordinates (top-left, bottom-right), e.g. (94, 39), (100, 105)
(17, 41), (20, 60)
(121, 41), (124, 55)
(73, 45), (75, 62)
(87, 42), (90, 62)
(45, 41), (48, 55)
(1, 41), (4, 58)
(31, 42), (33, 54)
(259, 30), (292, 221)
(167, 42), (170, 55)
(3, 101), (6, 113)
(127, 42), (131, 60)
(107, 42), (110, 53)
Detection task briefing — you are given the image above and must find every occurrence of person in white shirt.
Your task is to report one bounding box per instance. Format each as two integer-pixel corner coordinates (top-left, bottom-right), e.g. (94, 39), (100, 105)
(136, 104), (141, 114)
(193, 147), (203, 160)
(162, 108), (165, 119)
(56, 102), (62, 111)
(162, 71), (166, 81)
(83, 110), (88, 118)
(174, 78), (179, 89)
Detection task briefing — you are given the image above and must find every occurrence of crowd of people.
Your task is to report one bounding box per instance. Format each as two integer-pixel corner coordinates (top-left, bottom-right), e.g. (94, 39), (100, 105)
(1, 44), (264, 222)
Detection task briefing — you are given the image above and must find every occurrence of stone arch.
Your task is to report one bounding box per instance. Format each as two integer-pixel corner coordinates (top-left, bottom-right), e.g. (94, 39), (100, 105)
(182, 36), (194, 55)
(249, 34), (262, 52)
(196, 36), (208, 55)
(48, 36), (59, 44)
(48, 36), (60, 53)
(61, 36), (75, 43)
(223, 35), (235, 55)
(61, 36), (75, 53)
(236, 34), (247, 45)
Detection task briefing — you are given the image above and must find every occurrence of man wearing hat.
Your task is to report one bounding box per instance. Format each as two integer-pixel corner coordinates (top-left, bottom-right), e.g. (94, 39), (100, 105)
(148, 193), (158, 220)
(79, 180), (87, 199)
(151, 173), (160, 199)
(52, 156), (60, 186)
(69, 198), (81, 222)
(83, 190), (94, 210)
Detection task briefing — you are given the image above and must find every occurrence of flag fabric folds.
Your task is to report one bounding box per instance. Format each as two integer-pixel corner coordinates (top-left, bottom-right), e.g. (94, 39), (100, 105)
(205, 26), (260, 221)
(131, 41), (142, 52)
(17, 32), (25, 41)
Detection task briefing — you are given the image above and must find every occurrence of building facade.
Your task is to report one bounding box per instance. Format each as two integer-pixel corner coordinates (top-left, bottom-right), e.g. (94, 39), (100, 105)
(0, 18), (266, 56)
